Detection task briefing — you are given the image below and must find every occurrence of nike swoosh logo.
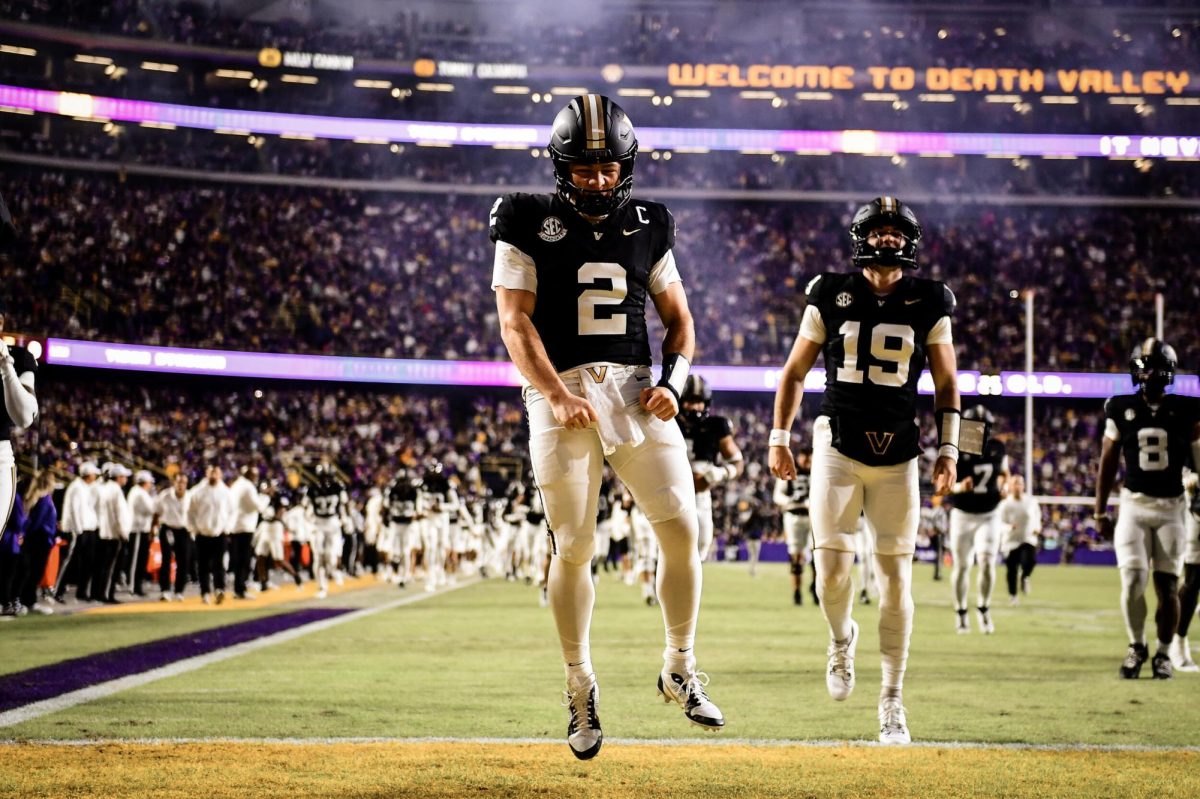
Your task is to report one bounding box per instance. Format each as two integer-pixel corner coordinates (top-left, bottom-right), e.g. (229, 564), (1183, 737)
(904, 299), (921, 305)
(622, 228), (642, 236)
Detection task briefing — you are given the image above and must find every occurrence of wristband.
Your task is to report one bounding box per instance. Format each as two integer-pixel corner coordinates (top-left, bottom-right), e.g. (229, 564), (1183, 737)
(935, 408), (960, 457)
(769, 429), (791, 448)
(657, 352), (690, 402)
(1093, 512), (1111, 521)
(938, 444), (960, 463)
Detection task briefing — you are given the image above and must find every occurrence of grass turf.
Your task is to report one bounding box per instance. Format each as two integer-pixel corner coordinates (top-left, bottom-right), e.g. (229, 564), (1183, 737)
(3, 562), (1195, 748)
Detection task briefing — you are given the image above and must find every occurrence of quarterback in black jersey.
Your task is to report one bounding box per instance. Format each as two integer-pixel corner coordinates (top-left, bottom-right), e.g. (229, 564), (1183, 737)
(1096, 338), (1200, 680)
(947, 406), (1010, 635)
(769, 197), (960, 745)
(677, 375), (744, 561)
(492, 95), (722, 759)
(0, 299), (39, 534)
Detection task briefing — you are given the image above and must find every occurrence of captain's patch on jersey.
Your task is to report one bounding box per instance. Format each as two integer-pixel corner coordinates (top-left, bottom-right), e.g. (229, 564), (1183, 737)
(538, 216), (566, 242)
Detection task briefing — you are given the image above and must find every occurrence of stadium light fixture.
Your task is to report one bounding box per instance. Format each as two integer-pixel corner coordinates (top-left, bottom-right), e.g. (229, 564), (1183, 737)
(74, 54), (112, 65)
(214, 69), (254, 80)
(862, 92), (899, 101)
(415, 82), (454, 92)
(550, 87), (588, 95)
(985, 95), (1021, 103)
(1107, 97), (1144, 105)
(918, 94), (956, 103)
(616, 88), (655, 97)
(492, 86), (529, 94)
(0, 45), (37, 56)
(141, 62), (179, 73)
(353, 79), (392, 89)
(1040, 96), (1079, 104)
(672, 90), (711, 98)
(281, 74), (319, 84)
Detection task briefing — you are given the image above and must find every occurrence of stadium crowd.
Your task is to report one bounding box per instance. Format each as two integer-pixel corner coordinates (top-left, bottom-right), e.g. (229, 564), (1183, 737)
(2, 0), (1194, 70)
(5, 169), (1195, 371)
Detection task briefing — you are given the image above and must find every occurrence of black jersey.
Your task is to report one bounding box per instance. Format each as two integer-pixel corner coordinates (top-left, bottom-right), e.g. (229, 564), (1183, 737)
(525, 484), (546, 525)
(804, 272), (955, 466)
(0, 346), (37, 441)
(950, 439), (1008, 514)
(1105, 393), (1200, 498)
(385, 479), (420, 523)
(421, 473), (455, 513)
(678, 414), (733, 465)
(781, 470), (812, 515)
(309, 478), (348, 518)
(490, 193), (676, 372)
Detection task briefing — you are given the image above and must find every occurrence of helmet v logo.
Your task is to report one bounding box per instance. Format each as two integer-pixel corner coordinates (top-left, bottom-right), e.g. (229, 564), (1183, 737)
(865, 431), (895, 456)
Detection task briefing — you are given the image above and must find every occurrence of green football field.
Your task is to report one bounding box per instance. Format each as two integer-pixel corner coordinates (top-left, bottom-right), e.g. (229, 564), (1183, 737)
(2, 562), (1198, 799)
(2, 561), (1195, 746)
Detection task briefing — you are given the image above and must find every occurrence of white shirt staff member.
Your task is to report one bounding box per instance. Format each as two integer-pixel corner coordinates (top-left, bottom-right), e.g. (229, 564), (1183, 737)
(187, 465), (235, 604)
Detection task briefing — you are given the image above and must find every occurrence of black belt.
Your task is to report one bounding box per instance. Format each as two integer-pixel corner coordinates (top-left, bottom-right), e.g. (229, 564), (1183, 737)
(785, 509), (809, 517)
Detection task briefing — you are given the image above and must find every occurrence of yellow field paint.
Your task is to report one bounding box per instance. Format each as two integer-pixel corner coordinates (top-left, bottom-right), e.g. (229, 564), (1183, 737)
(82, 574), (383, 615)
(0, 742), (1195, 798)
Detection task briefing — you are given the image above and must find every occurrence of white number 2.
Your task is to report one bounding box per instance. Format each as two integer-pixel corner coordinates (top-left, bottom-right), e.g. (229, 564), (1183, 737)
(835, 321), (915, 387)
(1137, 427), (1169, 471)
(578, 262), (628, 336)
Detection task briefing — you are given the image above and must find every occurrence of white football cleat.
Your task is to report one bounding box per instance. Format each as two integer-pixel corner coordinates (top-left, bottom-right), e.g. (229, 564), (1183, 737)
(1170, 635), (1199, 672)
(977, 607), (995, 635)
(955, 611), (970, 634)
(826, 620), (858, 701)
(315, 588), (327, 600)
(562, 673), (603, 760)
(878, 697), (911, 745)
(658, 667), (724, 730)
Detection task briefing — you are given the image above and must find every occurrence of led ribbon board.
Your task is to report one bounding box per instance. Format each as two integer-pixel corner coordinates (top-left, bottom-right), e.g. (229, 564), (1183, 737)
(44, 339), (1199, 397)
(1, 83), (1195, 158)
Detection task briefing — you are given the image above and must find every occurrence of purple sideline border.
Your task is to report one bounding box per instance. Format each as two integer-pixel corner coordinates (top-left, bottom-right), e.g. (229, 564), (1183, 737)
(44, 338), (1200, 398)
(1, 82), (1196, 159)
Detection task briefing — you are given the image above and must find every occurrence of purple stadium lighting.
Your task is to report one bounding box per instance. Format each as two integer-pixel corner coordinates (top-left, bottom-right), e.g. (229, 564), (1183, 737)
(1, 83), (1195, 158)
(44, 339), (1200, 397)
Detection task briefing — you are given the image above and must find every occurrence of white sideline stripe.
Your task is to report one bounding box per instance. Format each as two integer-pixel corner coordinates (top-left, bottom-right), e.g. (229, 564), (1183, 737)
(3, 736), (1199, 753)
(0, 580), (476, 729)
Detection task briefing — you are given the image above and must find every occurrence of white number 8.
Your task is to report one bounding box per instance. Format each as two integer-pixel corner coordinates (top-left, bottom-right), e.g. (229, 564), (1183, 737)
(1137, 427), (1169, 471)
(578, 262), (628, 336)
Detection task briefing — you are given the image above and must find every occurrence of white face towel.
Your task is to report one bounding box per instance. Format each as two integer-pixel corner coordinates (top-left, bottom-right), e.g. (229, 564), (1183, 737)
(575, 363), (650, 456)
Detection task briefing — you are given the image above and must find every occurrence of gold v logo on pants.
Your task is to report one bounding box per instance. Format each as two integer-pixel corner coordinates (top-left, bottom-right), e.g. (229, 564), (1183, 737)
(865, 431), (894, 456)
(585, 366), (608, 384)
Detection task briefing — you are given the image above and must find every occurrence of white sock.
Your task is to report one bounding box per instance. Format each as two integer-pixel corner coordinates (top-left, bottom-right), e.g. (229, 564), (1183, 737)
(876, 554), (914, 693)
(1120, 567), (1149, 645)
(816, 549), (855, 642)
(548, 556), (595, 669)
(652, 513), (702, 658)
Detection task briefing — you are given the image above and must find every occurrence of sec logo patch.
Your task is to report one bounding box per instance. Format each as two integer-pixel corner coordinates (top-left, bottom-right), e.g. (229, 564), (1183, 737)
(538, 217), (567, 242)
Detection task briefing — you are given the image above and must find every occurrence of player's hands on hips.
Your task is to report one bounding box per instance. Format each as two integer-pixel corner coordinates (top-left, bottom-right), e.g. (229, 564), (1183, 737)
(770, 446), (796, 480)
(932, 456), (957, 496)
(550, 391), (599, 431)
(640, 386), (678, 421)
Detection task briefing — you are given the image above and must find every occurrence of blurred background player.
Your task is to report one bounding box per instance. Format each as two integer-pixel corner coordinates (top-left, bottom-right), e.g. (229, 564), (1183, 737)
(999, 474), (1041, 606)
(677, 375), (744, 561)
(1172, 473), (1200, 671)
(1096, 338), (1200, 680)
(255, 480), (299, 592)
(948, 405), (1009, 634)
(419, 461), (456, 592)
(384, 467), (421, 589)
(307, 459), (350, 599)
(920, 496), (949, 582)
(774, 447), (816, 605)
(854, 514), (875, 605)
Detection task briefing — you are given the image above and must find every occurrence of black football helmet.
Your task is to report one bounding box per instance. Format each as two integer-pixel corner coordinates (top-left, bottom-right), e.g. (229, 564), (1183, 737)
(680, 374), (713, 424)
(850, 196), (922, 269)
(548, 94), (638, 218)
(962, 404), (995, 426)
(1129, 337), (1177, 392)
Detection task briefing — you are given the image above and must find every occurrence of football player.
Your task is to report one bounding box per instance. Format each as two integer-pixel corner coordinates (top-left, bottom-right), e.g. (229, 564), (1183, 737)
(307, 459), (349, 599)
(1096, 338), (1200, 680)
(492, 94), (723, 759)
(384, 467), (422, 588)
(774, 446), (816, 605)
(0, 299), (38, 536)
(770, 197), (960, 745)
(1171, 473), (1199, 671)
(255, 480), (299, 591)
(419, 462), (457, 592)
(947, 405), (1009, 634)
(677, 375), (744, 560)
